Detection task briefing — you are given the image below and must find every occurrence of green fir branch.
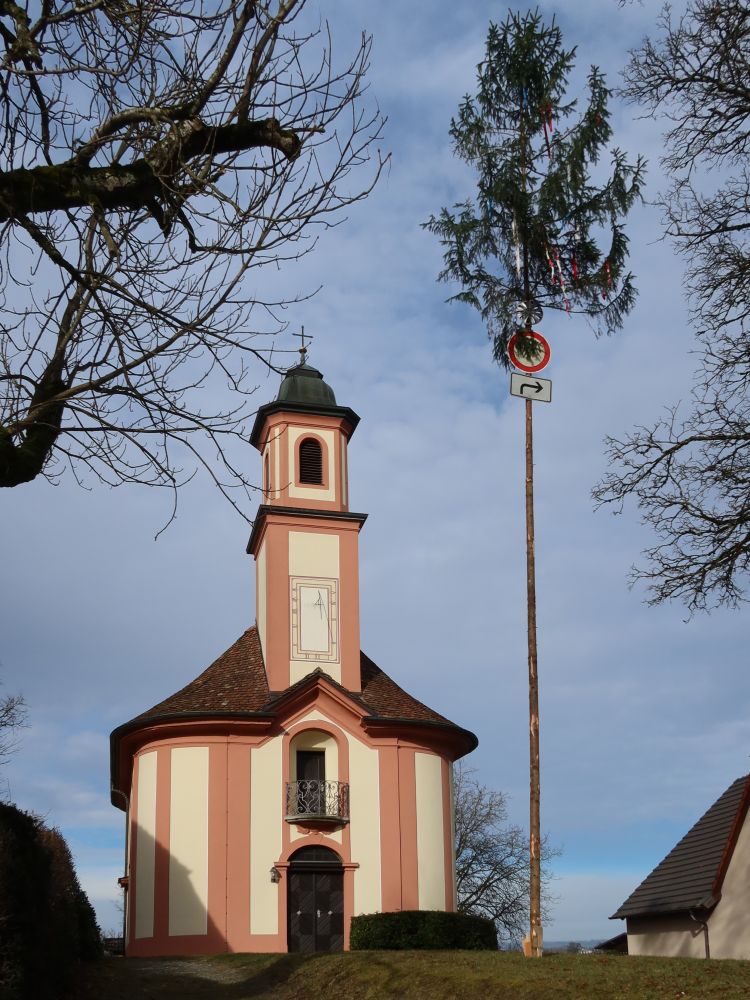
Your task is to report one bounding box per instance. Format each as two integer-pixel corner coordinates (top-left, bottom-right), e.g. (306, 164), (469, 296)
(425, 9), (646, 366)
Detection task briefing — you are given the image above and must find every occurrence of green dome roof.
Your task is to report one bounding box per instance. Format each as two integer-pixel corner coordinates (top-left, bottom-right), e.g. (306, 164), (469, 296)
(277, 362), (337, 407)
(249, 356), (359, 447)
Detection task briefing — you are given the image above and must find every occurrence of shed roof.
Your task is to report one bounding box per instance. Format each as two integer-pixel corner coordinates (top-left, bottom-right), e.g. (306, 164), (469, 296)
(612, 775), (750, 919)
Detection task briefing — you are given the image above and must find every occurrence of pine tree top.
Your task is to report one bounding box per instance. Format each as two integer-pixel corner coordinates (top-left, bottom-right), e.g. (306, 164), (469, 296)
(426, 10), (646, 367)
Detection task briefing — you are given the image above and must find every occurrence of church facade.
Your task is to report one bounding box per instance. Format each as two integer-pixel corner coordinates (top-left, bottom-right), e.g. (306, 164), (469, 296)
(110, 360), (477, 955)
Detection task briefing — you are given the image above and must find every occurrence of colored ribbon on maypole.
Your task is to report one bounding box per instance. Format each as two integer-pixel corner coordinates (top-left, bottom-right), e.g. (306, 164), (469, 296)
(541, 104), (553, 159)
(554, 247), (571, 314)
(512, 213), (522, 278)
(571, 223), (580, 284)
(543, 240), (571, 314)
(544, 242), (555, 286)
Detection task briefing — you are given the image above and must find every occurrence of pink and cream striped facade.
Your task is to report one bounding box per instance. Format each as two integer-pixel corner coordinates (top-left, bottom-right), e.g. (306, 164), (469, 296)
(110, 362), (476, 955)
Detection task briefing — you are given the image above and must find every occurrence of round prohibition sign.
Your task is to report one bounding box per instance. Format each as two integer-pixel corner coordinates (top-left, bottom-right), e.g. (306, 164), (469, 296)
(507, 330), (551, 374)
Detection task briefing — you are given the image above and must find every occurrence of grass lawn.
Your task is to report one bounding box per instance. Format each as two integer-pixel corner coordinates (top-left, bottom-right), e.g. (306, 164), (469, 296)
(77, 950), (750, 999)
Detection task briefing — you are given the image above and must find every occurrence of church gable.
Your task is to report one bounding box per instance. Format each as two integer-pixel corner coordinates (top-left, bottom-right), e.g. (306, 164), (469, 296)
(115, 625), (472, 743)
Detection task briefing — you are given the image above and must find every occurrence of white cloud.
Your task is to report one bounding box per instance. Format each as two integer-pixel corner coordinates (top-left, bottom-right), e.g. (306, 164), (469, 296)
(0, 0), (738, 951)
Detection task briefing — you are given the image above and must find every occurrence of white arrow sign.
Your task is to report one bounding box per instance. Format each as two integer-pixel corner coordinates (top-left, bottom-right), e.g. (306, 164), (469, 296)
(510, 372), (552, 403)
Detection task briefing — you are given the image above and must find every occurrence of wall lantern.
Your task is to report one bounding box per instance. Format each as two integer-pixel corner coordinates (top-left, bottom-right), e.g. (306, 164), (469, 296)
(270, 866), (281, 884)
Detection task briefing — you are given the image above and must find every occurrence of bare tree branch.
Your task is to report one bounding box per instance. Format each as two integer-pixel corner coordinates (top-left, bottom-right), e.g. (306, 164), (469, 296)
(453, 763), (558, 947)
(0, 0), (387, 510)
(596, 1), (750, 610)
(0, 689), (26, 770)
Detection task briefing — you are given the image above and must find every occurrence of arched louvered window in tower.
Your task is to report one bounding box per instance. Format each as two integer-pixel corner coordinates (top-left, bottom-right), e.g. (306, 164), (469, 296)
(298, 437), (323, 485)
(264, 453), (270, 499)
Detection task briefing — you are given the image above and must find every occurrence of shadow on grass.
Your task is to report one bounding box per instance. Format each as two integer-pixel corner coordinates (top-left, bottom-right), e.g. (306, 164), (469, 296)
(79, 953), (328, 1000)
(76, 951), (750, 1000)
(215, 953), (326, 997)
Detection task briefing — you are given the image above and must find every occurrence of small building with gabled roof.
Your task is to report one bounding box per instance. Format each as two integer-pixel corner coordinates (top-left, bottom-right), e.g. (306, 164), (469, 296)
(611, 774), (750, 959)
(110, 357), (477, 956)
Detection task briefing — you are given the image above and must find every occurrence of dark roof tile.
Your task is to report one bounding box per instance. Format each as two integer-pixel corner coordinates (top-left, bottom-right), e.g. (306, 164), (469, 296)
(612, 775), (750, 919)
(359, 651), (452, 725)
(123, 626), (468, 736)
(130, 627), (269, 721)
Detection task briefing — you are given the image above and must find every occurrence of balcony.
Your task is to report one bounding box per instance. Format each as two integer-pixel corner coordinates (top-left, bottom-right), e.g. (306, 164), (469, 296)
(285, 779), (350, 824)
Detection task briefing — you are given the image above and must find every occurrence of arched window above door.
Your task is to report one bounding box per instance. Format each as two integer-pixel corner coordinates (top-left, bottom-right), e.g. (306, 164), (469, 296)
(289, 845), (342, 866)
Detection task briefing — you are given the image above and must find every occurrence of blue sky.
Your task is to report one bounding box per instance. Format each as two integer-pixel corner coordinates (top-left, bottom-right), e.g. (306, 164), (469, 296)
(3, 0), (749, 944)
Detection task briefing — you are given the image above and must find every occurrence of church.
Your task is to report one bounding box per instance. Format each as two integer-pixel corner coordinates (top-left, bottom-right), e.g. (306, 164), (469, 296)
(110, 356), (477, 955)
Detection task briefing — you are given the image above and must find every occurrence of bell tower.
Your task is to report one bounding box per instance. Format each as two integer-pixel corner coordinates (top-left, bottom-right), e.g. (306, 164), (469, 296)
(247, 355), (364, 693)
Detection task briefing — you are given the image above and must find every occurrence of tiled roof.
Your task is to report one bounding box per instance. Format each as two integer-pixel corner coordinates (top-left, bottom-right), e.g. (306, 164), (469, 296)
(130, 627), (270, 721)
(125, 626), (465, 733)
(359, 651), (452, 725)
(612, 775), (750, 919)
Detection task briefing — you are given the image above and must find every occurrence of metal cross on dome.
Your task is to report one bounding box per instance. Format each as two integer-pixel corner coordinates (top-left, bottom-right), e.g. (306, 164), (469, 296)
(292, 325), (313, 364)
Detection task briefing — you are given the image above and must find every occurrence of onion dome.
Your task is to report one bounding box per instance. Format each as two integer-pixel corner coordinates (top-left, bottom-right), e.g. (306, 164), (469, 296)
(277, 362), (337, 407)
(249, 356), (359, 448)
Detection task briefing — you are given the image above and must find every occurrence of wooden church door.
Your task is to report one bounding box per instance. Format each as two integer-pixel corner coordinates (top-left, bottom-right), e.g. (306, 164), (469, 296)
(287, 847), (344, 952)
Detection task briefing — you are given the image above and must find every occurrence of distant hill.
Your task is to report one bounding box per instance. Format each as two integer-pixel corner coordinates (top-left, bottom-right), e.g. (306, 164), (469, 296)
(544, 940), (603, 953)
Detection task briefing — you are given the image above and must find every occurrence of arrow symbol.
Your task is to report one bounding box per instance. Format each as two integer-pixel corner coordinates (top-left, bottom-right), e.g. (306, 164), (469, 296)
(520, 381), (543, 396)
(509, 372), (551, 402)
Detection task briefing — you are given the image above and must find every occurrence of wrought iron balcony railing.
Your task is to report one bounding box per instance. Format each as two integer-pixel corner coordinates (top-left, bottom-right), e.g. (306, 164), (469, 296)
(285, 780), (350, 823)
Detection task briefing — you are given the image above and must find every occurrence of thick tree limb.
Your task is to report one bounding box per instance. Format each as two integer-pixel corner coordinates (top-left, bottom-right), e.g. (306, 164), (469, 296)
(0, 119), (302, 219)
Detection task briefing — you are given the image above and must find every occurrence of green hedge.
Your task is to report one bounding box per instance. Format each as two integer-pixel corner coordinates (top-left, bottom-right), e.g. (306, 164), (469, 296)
(0, 802), (102, 1000)
(350, 910), (498, 950)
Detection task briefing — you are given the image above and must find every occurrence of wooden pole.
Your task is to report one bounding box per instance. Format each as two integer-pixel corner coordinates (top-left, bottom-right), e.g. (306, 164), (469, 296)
(518, 90), (541, 955)
(525, 395), (542, 958)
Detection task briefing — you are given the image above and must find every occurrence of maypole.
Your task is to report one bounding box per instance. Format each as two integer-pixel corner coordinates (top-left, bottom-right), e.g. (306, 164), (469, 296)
(425, 10), (644, 960)
(519, 111), (542, 954)
(525, 391), (541, 956)
(509, 328), (549, 958)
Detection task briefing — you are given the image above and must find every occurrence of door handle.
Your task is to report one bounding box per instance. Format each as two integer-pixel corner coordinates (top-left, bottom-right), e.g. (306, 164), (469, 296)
(328, 910), (332, 916)
(296, 910), (301, 916)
